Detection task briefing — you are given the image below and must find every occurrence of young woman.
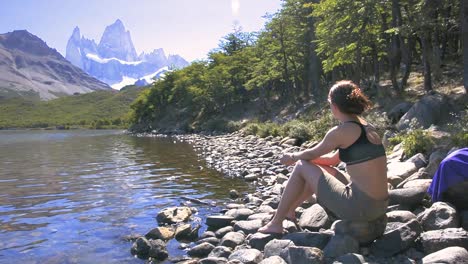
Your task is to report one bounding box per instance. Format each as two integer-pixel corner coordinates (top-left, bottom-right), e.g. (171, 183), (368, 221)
(259, 80), (388, 234)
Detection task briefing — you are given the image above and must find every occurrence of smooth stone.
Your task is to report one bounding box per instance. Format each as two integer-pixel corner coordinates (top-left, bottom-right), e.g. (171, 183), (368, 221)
(145, 226), (175, 241)
(188, 242), (215, 258)
(228, 248), (263, 264)
(287, 246), (324, 264)
(220, 232), (245, 249)
(333, 253), (366, 264)
(298, 204), (330, 231)
(247, 213), (273, 223)
(215, 226), (234, 238)
(196, 237), (220, 246)
(131, 237), (168, 260)
(283, 232), (332, 249)
(420, 228), (468, 254)
(248, 232), (280, 250)
(199, 257), (228, 264)
(323, 234), (359, 259)
(388, 187), (427, 209)
(175, 224), (200, 240)
(417, 202), (460, 231)
(386, 210), (417, 223)
(156, 206), (192, 224)
(225, 208), (255, 220)
(264, 239), (295, 260)
(208, 246), (232, 258)
(200, 231), (216, 239)
(233, 219), (263, 234)
(206, 215), (235, 228)
(258, 256), (287, 264)
(331, 214), (388, 244)
(370, 219), (422, 257)
(421, 246), (468, 263)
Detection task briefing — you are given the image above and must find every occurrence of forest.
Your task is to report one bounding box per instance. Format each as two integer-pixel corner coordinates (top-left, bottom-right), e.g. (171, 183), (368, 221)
(129, 0), (468, 132)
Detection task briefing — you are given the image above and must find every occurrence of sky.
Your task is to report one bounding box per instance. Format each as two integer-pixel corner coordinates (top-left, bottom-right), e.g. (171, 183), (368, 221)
(0, 0), (283, 62)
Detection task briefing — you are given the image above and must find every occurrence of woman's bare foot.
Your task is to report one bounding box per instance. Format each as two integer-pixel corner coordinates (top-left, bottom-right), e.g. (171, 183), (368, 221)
(258, 221), (284, 234)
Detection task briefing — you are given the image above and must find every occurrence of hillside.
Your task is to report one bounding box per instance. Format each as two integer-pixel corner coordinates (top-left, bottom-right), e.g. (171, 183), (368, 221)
(0, 85), (146, 129)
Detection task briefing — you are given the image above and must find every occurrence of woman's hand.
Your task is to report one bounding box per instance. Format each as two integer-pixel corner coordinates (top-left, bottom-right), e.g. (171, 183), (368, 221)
(280, 153), (297, 166)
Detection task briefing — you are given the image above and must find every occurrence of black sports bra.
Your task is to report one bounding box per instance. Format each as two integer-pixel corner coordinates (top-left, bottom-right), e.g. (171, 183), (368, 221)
(338, 121), (386, 165)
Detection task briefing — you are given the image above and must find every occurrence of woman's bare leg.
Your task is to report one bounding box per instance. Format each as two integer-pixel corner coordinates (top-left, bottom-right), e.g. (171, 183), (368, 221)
(259, 160), (322, 234)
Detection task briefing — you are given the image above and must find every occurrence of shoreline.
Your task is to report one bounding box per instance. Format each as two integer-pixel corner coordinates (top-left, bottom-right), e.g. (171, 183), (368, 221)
(129, 131), (468, 263)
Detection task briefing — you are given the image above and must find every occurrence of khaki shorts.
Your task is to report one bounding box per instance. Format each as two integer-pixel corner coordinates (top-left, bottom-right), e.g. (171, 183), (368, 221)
(316, 171), (388, 221)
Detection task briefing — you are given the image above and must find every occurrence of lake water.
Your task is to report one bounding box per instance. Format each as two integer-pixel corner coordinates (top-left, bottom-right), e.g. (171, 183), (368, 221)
(0, 130), (254, 264)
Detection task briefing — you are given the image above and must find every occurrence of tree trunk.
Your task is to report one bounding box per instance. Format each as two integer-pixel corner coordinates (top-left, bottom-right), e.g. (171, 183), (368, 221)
(401, 37), (414, 89)
(421, 35), (433, 91)
(462, 0), (468, 92)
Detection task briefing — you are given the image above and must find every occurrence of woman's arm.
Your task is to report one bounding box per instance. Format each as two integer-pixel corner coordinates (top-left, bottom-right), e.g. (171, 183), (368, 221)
(281, 126), (342, 165)
(310, 150), (341, 166)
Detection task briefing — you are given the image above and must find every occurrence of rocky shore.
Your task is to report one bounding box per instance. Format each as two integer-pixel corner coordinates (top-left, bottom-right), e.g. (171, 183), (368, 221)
(129, 131), (468, 264)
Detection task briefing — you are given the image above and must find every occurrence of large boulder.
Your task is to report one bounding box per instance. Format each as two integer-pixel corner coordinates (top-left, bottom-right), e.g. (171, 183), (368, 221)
(298, 204), (331, 231)
(264, 239), (296, 260)
(388, 187), (427, 209)
(130, 237), (168, 260)
(331, 214), (388, 244)
(421, 246), (468, 263)
(323, 234), (359, 259)
(417, 202), (460, 231)
(388, 102), (413, 124)
(156, 207), (193, 224)
(396, 94), (447, 131)
(420, 228), (468, 254)
(370, 219), (422, 257)
(283, 232), (332, 249)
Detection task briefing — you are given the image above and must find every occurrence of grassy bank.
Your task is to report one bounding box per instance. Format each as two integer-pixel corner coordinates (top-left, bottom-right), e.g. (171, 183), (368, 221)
(0, 86), (146, 129)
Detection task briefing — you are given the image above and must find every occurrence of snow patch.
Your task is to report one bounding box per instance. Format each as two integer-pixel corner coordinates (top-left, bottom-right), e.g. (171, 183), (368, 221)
(110, 66), (169, 90)
(86, 53), (143, 65)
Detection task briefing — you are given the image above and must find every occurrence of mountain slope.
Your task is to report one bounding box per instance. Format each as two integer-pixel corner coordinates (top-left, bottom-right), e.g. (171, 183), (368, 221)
(0, 30), (111, 100)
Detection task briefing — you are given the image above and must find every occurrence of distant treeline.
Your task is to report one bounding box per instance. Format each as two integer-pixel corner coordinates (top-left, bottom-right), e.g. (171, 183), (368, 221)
(131, 0), (467, 132)
(0, 87), (144, 129)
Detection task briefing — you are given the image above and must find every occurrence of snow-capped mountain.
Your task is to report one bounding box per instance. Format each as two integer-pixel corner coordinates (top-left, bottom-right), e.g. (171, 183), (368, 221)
(66, 19), (189, 89)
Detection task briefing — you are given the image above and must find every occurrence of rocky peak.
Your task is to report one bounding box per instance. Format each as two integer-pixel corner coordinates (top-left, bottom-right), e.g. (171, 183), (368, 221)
(71, 26), (81, 41)
(0, 30), (60, 57)
(97, 19), (138, 61)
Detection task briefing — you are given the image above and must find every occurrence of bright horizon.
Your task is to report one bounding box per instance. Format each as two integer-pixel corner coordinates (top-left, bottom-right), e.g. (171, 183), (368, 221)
(0, 0), (282, 62)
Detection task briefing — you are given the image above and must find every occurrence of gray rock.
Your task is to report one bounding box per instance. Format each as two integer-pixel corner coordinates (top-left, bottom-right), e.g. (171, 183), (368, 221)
(175, 224), (200, 240)
(283, 232), (332, 249)
(264, 239), (295, 260)
(298, 204), (330, 231)
(196, 237), (220, 246)
(245, 173), (260, 181)
(331, 214), (388, 244)
(259, 256), (287, 264)
(228, 248), (263, 264)
(333, 253), (366, 264)
(220, 232), (245, 249)
(396, 94), (447, 131)
(207, 215), (235, 228)
(323, 235), (359, 259)
(225, 208), (255, 220)
(233, 220), (263, 234)
(188, 242), (215, 258)
(247, 213), (272, 223)
(425, 150), (447, 177)
(287, 246), (324, 264)
(387, 162), (419, 185)
(420, 228), (468, 254)
(229, 190), (240, 199)
(255, 205), (275, 214)
(387, 210), (417, 223)
(199, 257), (228, 264)
(417, 202), (460, 231)
(421, 246), (468, 264)
(156, 206), (192, 224)
(406, 153), (427, 169)
(401, 179), (432, 189)
(248, 232), (280, 250)
(275, 174), (289, 184)
(130, 237), (168, 260)
(208, 246), (232, 258)
(145, 226), (174, 241)
(261, 197), (281, 209)
(370, 219), (423, 257)
(387, 102), (413, 124)
(216, 226), (234, 238)
(201, 231), (216, 239)
(389, 187), (427, 209)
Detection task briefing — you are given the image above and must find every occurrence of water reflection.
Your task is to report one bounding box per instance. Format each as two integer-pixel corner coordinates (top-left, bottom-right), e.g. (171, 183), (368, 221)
(0, 130), (253, 263)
